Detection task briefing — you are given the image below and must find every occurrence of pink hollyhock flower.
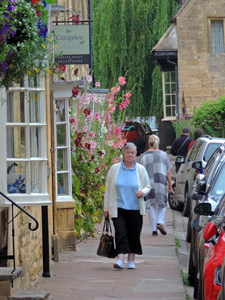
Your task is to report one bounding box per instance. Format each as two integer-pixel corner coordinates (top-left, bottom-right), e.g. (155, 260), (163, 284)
(124, 99), (130, 105)
(104, 114), (112, 124)
(86, 75), (92, 83)
(124, 92), (132, 98)
(108, 103), (116, 113)
(114, 127), (120, 134)
(121, 125), (125, 130)
(95, 82), (100, 87)
(112, 142), (117, 149)
(94, 112), (100, 121)
(119, 103), (126, 110)
(118, 76), (126, 86)
(118, 140), (125, 148)
(113, 157), (119, 164)
(70, 118), (77, 124)
(90, 140), (97, 149)
(88, 131), (95, 139)
(83, 125), (88, 132)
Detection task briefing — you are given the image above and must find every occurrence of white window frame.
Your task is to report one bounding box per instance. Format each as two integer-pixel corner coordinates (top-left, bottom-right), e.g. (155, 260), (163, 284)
(54, 97), (72, 202)
(0, 78), (50, 206)
(162, 71), (177, 121)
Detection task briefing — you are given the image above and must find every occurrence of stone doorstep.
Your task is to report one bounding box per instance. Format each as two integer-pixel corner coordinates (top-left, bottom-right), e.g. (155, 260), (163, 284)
(8, 290), (50, 300)
(0, 268), (22, 282)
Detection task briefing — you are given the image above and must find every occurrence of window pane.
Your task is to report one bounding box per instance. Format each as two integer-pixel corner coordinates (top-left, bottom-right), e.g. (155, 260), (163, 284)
(165, 83), (171, 94)
(57, 173), (68, 195)
(30, 127), (41, 157)
(171, 71), (175, 82)
(166, 95), (171, 105)
(57, 124), (67, 146)
(164, 72), (170, 82)
(172, 105), (176, 116)
(7, 162), (26, 194)
(7, 127), (26, 158)
(166, 106), (172, 117)
(57, 149), (68, 171)
(30, 161), (42, 193)
(29, 92), (41, 123)
(7, 92), (25, 123)
(211, 20), (224, 53)
(172, 95), (176, 105)
(56, 100), (66, 122)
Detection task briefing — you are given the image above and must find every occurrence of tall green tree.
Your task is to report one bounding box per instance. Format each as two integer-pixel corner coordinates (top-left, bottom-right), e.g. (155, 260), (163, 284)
(91, 0), (179, 119)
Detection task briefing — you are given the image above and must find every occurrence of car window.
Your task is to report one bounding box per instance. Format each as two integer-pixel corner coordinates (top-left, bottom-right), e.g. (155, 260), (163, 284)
(187, 140), (204, 162)
(210, 164), (225, 201)
(203, 143), (222, 162)
(204, 147), (223, 181)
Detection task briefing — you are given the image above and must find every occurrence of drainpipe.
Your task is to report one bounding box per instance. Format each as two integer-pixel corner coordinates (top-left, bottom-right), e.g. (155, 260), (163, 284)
(166, 58), (179, 119)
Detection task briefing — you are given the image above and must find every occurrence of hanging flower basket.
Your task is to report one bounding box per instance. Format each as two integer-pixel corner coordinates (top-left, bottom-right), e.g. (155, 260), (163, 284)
(0, 0), (55, 89)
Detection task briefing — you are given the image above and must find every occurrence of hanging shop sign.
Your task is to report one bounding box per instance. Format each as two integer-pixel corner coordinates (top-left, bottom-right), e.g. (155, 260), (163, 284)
(53, 25), (90, 64)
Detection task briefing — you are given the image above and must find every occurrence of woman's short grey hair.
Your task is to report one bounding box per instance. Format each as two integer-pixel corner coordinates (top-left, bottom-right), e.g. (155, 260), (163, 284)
(122, 142), (137, 154)
(148, 134), (159, 149)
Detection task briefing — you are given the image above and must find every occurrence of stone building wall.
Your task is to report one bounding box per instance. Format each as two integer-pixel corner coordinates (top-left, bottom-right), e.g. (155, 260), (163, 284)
(176, 0), (225, 117)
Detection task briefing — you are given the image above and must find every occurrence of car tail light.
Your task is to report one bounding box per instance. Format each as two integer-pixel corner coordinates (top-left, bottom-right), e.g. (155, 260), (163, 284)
(215, 265), (222, 286)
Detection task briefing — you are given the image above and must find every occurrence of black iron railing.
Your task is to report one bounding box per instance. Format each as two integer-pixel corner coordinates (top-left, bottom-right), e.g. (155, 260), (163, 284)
(0, 191), (39, 273)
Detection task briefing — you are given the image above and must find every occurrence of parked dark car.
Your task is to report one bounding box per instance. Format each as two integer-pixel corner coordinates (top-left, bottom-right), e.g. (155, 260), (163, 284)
(121, 121), (148, 155)
(168, 136), (225, 217)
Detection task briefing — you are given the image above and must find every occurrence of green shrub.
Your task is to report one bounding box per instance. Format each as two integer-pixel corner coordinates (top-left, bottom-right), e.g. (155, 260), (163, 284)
(192, 96), (225, 137)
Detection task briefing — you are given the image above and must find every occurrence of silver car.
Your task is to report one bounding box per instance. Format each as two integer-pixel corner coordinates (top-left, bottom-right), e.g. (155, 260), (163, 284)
(168, 136), (225, 217)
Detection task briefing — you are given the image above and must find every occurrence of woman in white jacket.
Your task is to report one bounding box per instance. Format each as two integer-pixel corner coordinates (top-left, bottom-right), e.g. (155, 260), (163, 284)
(104, 142), (151, 270)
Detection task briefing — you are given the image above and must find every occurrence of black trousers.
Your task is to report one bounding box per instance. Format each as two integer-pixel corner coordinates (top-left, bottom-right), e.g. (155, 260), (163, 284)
(112, 208), (143, 255)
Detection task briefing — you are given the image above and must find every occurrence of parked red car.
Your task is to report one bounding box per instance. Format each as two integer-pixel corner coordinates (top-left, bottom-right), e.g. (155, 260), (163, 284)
(121, 121), (148, 155)
(201, 219), (225, 300)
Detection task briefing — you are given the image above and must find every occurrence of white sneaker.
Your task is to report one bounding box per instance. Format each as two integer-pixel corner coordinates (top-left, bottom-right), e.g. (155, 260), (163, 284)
(113, 259), (124, 269)
(127, 260), (135, 269)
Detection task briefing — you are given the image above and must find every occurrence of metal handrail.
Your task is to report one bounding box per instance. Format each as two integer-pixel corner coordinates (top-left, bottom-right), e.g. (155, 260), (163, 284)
(0, 191), (39, 273)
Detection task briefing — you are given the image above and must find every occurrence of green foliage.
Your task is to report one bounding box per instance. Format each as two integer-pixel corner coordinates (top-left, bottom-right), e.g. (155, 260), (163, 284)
(181, 270), (189, 287)
(192, 96), (225, 137)
(171, 118), (196, 139)
(91, 0), (179, 120)
(71, 76), (131, 240)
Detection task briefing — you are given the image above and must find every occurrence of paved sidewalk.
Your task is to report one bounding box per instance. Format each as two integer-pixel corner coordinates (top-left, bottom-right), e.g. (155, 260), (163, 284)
(33, 208), (187, 300)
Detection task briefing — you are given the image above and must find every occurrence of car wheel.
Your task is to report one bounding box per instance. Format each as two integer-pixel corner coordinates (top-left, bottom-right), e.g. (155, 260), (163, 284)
(168, 183), (184, 212)
(188, 245), (196, 287)
(186, 216), (192, 243)
(183, 187), (191, 217)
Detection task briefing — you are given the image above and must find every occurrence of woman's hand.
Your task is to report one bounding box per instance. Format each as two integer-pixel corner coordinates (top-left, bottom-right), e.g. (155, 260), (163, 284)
(136, 190), (143, 199)
(168, 186), (173, 193)
(104, 211), (109, 218)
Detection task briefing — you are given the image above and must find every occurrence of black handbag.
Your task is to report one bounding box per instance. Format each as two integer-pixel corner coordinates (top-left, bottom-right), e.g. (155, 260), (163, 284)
(97, 217), (116, 258)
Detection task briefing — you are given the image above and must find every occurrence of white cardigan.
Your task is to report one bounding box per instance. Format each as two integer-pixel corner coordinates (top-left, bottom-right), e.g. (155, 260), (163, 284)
(104, 162), (151, 218)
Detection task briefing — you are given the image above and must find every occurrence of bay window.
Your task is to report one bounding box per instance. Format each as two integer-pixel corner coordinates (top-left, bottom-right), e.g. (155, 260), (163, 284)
(0, 76), (50, 205)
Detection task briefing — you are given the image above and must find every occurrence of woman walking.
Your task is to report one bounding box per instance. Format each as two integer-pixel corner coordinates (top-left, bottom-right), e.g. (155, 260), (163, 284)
(140, 135), (173, 236)
(104, 142), (150, 269)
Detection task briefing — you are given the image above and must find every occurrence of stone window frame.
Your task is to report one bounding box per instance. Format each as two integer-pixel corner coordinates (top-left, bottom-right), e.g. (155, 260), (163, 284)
(0, 77), (50, 205)
(162, 71), (177, 121)
(208, 18), (225, 54)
